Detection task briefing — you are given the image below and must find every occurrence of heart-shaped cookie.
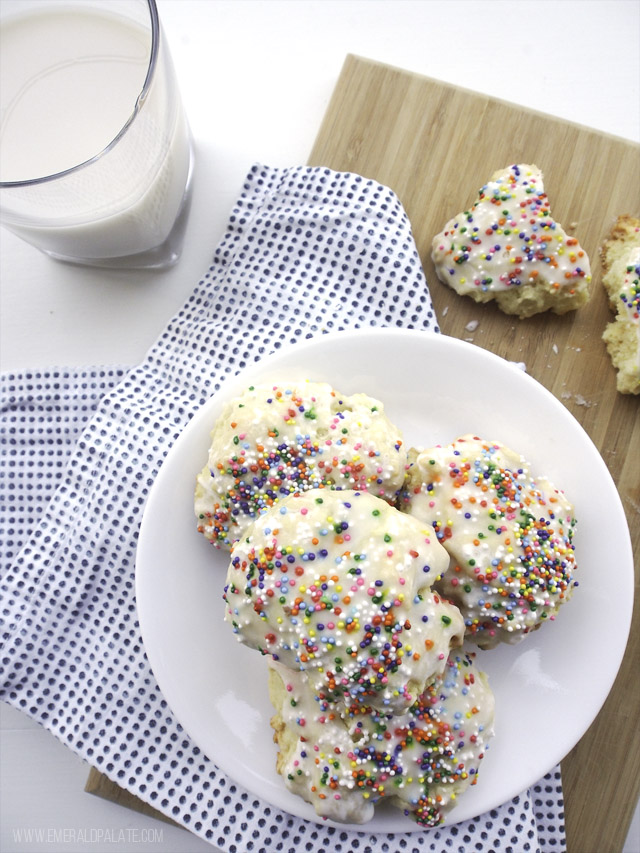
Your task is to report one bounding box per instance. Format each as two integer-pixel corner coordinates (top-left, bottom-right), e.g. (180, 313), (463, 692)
(431, 164), (591, 318)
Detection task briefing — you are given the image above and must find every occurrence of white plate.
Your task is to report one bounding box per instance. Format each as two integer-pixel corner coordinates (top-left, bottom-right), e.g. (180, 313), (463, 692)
(135, 328), (634, 831)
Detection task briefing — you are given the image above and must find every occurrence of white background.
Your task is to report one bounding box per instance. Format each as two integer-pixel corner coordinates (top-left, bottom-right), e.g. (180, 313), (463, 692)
(1, 1), (639, 851)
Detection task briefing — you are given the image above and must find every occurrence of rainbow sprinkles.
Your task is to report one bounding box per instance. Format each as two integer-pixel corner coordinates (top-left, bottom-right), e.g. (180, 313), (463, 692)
(431, 163), (592, 318)
(196, 381), (580, 827)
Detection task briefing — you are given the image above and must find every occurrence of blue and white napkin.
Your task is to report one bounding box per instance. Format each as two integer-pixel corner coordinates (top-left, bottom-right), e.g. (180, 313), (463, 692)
(0, 164), (565, 853)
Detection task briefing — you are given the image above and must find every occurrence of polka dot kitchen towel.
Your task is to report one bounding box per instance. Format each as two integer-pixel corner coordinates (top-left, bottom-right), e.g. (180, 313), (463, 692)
(0, 164), (566, 853)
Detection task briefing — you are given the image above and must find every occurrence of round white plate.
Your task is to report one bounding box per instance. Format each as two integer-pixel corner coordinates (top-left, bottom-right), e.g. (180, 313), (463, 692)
(135, 328), (633, 831)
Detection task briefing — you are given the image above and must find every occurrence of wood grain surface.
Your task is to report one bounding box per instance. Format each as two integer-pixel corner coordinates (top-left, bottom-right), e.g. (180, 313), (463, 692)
(308, 54), (640, 853)
(87, 54), (640, 853)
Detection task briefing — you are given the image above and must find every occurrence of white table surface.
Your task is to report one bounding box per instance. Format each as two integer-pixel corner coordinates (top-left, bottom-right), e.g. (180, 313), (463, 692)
(1, 2), (639, 851)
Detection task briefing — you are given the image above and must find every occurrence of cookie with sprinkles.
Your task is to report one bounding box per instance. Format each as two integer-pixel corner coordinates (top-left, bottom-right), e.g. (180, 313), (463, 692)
(267, 651), (494, 826)
(195, 381), (408, 550)
(431, 164), (592, 318)
(223, 489), (464, 714)
(399, 435), (578, 649)
(600, 214), (640, 395)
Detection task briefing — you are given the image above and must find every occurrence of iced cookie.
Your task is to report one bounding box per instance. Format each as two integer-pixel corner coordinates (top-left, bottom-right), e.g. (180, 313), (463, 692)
(224, 489), (464, 713)
(431, 164), (591, 318)
(399, 435), (578, 649)
(268, 651), (494, 826)
(601, 214), (640, 395)
(195, 381), (408, 549)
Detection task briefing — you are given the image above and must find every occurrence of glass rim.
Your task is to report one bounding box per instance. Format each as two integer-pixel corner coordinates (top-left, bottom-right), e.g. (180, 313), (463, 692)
(0, 0), (160, 190)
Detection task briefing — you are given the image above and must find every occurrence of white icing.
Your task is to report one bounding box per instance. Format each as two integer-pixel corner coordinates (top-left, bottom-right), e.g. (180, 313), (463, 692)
(224, 489), (463, 713)
(195, 381), (408, 549)
(268, 651), (494, 826)
(431, 164), (591, 296)
(621, 246), (640, 351)
(400, 435), (578, 648)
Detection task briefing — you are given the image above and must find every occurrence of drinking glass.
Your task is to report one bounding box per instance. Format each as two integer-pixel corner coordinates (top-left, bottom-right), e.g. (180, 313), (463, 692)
(0, 0), (194, 269)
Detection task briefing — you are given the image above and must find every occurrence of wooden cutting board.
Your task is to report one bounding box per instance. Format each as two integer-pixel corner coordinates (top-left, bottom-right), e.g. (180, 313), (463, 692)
(308, 54), (640, 853)
(88, 54), (639, 852)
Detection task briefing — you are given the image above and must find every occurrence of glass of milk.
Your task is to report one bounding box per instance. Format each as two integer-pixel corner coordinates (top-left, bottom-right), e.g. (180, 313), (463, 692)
(0, 0), (194, 269)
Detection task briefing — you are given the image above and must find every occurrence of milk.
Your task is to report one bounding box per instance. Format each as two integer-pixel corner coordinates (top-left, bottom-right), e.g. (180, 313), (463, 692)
(0, 3), (193, 264)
